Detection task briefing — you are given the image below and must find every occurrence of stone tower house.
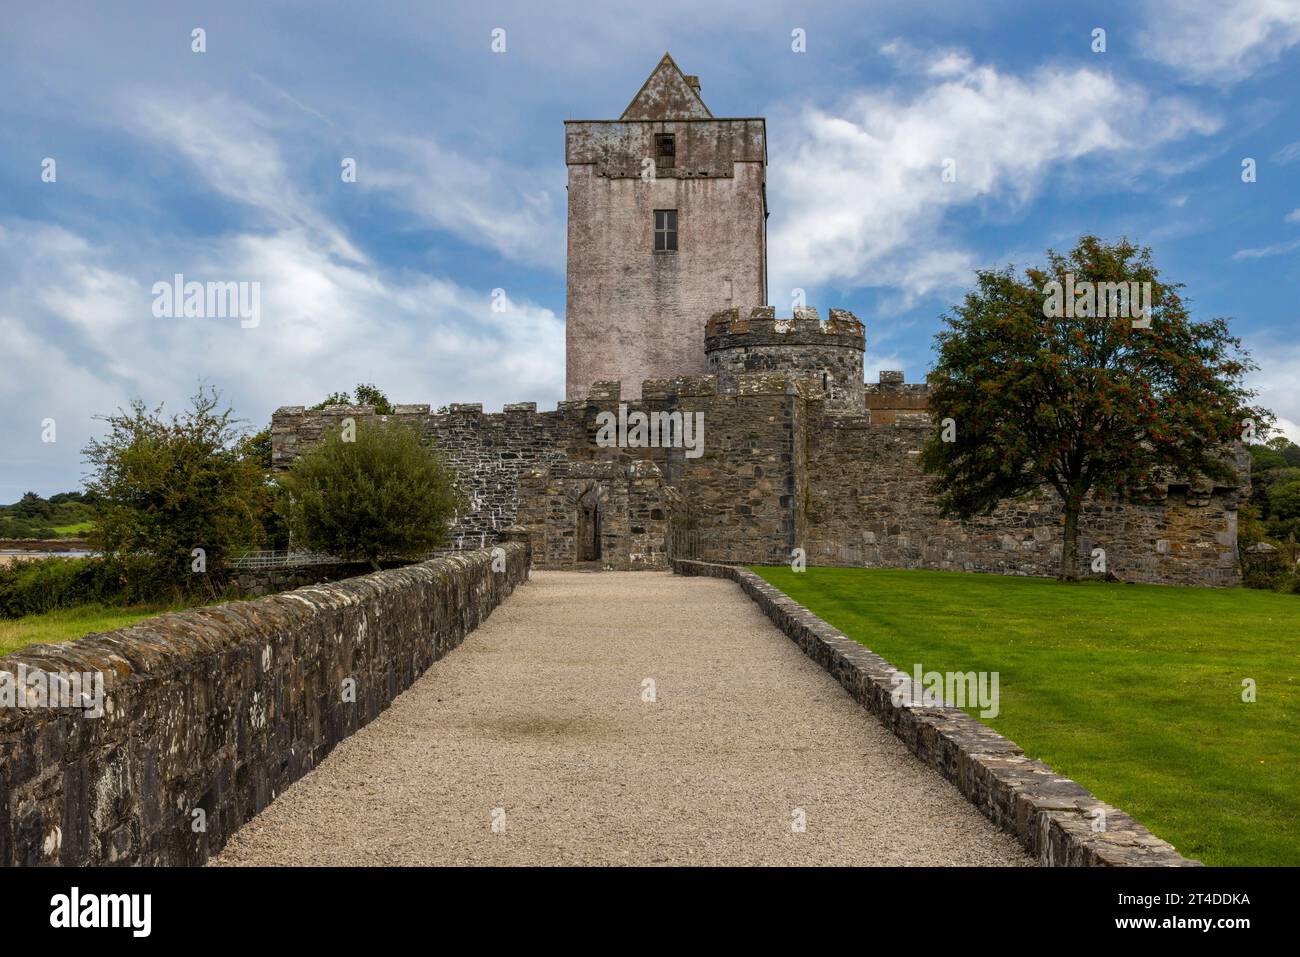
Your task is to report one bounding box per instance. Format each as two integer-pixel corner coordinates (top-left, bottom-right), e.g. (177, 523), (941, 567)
(564, 53), (768, 399)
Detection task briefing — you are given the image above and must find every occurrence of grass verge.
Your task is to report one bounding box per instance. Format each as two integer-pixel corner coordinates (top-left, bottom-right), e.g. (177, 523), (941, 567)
(0, 602), (184, 658)
(750, 565), (1299, 866)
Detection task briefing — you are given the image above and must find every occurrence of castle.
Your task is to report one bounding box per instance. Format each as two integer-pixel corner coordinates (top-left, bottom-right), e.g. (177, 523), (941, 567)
(272, 55), (1245, 587)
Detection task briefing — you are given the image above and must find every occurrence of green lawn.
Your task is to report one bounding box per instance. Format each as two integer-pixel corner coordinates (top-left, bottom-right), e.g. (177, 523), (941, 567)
(0, 603), (180, 658)
(751, 566), (1300, 867)
(49, 520), (94, 536)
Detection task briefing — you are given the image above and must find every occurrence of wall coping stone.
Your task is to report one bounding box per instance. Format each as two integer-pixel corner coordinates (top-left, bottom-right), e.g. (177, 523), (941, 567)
(0, 543), (531, 866)
(670, 558), (1201, 867)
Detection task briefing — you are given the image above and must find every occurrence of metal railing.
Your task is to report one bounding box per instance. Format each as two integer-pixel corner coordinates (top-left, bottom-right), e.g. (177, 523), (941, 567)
(230, 540), (503, 569)
(228, 549), (342, 569)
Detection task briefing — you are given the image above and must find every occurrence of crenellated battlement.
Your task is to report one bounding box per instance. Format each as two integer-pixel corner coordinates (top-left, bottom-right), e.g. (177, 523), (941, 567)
(705, 305), (865, 413)
(863, 370), (932, 423)
(591, 372), (822, 403)
(705, 306), (864, 348)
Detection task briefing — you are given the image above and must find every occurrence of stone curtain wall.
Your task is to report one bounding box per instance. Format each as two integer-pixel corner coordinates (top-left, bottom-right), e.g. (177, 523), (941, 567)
(273, 376), (805, 569)
(0, 543), (530, 866)
(805, 410), (1244, 586)
(272, 403), (572, 548)
(271, 374), (1243, 585)
(517, 459), (671, 568)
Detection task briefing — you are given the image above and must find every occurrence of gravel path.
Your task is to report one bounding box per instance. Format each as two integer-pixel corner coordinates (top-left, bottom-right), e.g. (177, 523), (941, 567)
(215, 571), (1030, 866)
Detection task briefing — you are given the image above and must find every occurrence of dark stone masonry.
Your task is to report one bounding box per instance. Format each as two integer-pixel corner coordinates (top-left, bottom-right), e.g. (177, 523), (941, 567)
(272, 359), (1245, 585)
(706, 306), (866, 413)
(0, 542), (529, 866)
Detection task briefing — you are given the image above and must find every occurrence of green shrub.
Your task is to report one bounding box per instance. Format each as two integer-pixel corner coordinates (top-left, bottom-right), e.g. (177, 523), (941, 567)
(0, 558), (109, 618)
(82, 386), (270, 595)
(0, 554), (183, 619)
(0, 517), (57, 539)
(278, 419), (465, 570)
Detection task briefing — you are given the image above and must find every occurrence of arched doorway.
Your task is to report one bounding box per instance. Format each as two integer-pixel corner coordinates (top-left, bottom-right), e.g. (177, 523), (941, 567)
(576, 486), (602, 562)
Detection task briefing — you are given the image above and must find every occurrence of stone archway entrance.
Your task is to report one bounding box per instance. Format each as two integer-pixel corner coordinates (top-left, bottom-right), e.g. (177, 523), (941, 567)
(576, 486), (602, 562)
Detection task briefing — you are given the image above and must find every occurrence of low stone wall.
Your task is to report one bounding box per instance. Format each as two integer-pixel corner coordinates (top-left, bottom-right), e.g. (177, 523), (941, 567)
(672, 559), (1199, 867)
(0, 542), (530, 866)
(233, 561), (374, 597)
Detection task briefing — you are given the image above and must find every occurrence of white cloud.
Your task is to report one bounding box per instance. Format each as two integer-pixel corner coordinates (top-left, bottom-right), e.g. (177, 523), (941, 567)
(1232, 237), (1300, 259)
(361, 135), (564, 272)
(1274, 417), (1300, 444)
(1140, 0), (1300, 83)
(1276, 141), (1300, 165)
(123, 91), (366, 264)
(1247, 339), (1300, 445)
(767, 53), (1218, 304)
(0, 79), (575, 496)
(0, 219), (564, 497)
(878, 39), (974, 78)
(124, 89), (565, 274)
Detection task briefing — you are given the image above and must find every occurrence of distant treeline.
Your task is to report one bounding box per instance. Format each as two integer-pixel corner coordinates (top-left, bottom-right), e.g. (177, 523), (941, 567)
(1245, 438), (1300, 543)
(0, 491), (96, 540)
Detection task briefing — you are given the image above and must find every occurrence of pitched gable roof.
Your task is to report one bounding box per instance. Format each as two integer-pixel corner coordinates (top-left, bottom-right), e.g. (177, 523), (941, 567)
(620, 53), (712, 121)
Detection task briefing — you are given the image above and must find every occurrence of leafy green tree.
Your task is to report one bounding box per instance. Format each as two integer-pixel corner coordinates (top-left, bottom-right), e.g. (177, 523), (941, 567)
(13, 492), (52, 520)
(920, 236), (1265, 581)
(278, 419), (465, 570)
(1266, 436), (1300, 467)
(48, 490), (94, 506)
(1246, 439), (1300, 532)
(237, 427), (290, 549)
(353, 383), (394, 415)
(311, 391), (353, 410)
(1266, 480), (1300, 541)
(309, 383), (394, 415)
(238, 427), (273, 471)
(82, 386), (270, 596)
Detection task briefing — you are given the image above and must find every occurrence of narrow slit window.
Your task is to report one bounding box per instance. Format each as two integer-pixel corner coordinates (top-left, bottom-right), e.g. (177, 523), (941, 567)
(654, 209), (678, 252)
(655, 133), (676, 172)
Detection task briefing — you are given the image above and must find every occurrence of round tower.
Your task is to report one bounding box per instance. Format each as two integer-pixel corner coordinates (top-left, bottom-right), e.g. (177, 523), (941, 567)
(704, 306), (865, 412)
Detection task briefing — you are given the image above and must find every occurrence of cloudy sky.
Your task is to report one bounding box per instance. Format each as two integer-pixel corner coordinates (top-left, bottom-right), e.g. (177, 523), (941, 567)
(2, 0), (1299, 497)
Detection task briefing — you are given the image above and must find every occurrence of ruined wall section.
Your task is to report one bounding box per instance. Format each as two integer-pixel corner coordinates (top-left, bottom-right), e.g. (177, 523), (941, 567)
(272, 402), (579, 547)
(518, 459), (670, 569)
(513, 374), (805, 566)
(804, 406), (1245, 587)
(621, 374), (804, 564)
(865, 370), (932, 423)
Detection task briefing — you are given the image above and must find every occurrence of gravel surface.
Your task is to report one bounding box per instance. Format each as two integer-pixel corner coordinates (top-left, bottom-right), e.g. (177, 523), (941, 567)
(215, 570), (1031, 866)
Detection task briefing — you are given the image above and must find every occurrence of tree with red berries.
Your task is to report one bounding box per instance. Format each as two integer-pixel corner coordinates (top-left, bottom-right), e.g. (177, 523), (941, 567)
(920, 236), (1268, 581)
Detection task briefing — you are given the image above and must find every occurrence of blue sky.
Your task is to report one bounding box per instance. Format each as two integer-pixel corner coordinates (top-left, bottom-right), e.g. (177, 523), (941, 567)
(2, 0), (1298, 498)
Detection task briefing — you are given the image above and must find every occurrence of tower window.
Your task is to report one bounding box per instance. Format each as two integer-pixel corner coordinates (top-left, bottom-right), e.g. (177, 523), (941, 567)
(655, 133), (676, 172)
(654, 209), (678, 252)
